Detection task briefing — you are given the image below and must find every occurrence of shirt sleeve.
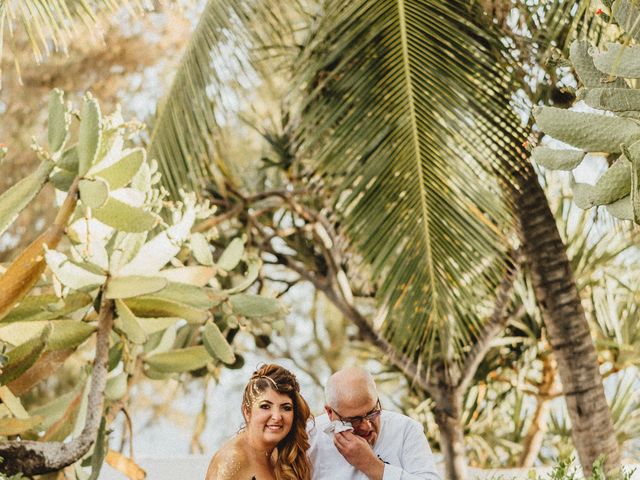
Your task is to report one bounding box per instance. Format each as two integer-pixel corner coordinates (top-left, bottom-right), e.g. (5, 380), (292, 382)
(381, 421), (440, 480)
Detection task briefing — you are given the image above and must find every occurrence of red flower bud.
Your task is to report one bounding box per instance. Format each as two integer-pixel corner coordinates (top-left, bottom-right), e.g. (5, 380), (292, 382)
(596, 8), (603, 15)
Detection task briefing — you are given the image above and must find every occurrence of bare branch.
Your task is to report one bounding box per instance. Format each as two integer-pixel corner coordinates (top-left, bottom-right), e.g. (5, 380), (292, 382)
(458, 258), (519, 392)
(325, 285), (439, 397)
(194, 203), (244, 233)
(0, 296), (114, 476)
(518, 352), (558, 467)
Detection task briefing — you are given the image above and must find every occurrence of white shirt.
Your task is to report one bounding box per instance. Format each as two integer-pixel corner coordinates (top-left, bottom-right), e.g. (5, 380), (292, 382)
(308, 411), (440, 480)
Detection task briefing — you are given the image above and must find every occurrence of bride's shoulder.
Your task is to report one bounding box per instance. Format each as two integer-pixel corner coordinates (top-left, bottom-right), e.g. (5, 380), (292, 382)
(205, 437), (250, 480)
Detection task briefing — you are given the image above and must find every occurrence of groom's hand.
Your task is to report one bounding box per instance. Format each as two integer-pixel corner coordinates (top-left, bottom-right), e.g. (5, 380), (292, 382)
(333, 431), (384, 480)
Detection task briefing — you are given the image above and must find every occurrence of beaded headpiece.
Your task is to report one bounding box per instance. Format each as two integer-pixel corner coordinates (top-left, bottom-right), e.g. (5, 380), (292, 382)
(243, 365), (300, 408)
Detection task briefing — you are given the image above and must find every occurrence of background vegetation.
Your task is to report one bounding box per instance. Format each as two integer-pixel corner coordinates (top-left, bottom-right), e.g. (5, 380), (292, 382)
(0, 0), (639, 479)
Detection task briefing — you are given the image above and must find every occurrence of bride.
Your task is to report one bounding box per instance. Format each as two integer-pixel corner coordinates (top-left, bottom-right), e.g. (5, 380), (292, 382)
(205, 364), (313, 480)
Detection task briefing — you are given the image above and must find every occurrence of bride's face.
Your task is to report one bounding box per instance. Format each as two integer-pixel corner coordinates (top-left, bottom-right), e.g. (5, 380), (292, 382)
(244, 387), (295, 445)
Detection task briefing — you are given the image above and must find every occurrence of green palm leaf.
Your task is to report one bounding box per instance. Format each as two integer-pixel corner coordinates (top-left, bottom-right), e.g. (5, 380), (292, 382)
(144, 0), (604, 363)
(147, 0), (527, 363)
(0, 0), (148, 86)
(148, 0), (304, 198)
(290, 0), (525, 360)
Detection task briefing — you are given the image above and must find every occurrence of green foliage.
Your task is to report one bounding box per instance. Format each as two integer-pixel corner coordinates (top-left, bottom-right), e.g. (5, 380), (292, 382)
(0, 159), (54, 237)
(4, 0), (637, 475)
(531, 456), (635, 480)
(0, 457), (25, 479)
(48, 89), (70, 152)
(399, 190), (640, 468)
(484, 456), (636, 480)
(145, 0), (531, 369)
(202, 322), (236, 364)
(0, 90), (283, 476)
(533, 0), (640, 224)
(0, 0), (148, 68)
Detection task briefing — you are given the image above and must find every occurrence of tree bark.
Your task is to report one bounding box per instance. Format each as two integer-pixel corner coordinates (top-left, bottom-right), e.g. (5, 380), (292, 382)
(514, 165), (620, 474)
(432, 387), (468, 480)
(0, 297), (114, 476)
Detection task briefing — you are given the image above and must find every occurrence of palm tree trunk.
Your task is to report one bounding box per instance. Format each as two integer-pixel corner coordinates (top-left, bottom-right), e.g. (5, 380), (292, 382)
(432, 387), (467, 480)
(514, 166), (620, 474)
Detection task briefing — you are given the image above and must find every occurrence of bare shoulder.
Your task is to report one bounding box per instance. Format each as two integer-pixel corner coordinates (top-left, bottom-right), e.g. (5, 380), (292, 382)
(205, 438), (251, 480)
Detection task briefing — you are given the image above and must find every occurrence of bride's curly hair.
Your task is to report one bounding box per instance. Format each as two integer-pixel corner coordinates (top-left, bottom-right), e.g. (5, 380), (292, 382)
(242, 364), (313, 480)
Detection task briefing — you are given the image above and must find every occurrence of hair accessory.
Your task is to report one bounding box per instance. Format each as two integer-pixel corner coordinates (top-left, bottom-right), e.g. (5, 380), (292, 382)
(259, 375), (279, 389)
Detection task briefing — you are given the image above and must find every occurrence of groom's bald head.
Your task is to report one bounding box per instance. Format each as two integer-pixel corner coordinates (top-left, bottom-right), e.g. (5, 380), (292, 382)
(324, 367), (377, 411)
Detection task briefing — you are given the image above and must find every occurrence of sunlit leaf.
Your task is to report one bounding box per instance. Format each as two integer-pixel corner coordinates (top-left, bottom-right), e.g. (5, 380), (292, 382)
(93, 197), (159, 233)
(48, 89), (69, 153)
(191, 233), (214, 266)
(45, 250), (106, 291)
(79, 177), (110, 209)
(202, 321), (235, 364)
(0, 327), (50, 384)
(124, 296), (208, 324)
(144, 346), (211, 373)
(0, 320), (96, 351)
(105, 373), (128, 401)
(106, 276), (168, 300)
(217, 237), (245, 271)
(93, 148), (145, 190)
(117, 207), (196, 275)
(229, 294), (285, 319)
(0, 159), (54, 237)
(114, 299), (148, 344)
(78, 94), (102, 176)
(156, 266), (218, 287)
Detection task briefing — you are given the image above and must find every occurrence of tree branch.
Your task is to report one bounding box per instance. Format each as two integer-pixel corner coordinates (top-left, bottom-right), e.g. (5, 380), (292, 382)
(269, 245), (437, 398)
(194, 204), (244, 233)
(458, 258), (518, 393)
(0, 296), (114, 476)
(518, 351), (558, 467)
(248, 201), (440, 396)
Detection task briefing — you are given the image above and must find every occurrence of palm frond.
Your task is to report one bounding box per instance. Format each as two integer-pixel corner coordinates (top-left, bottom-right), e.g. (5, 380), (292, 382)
(290, 0), (526, 360)
(145, 0), (611, 366)
(1, 0), (149, 61)
(608, 370), (640, 449)
(148, 0), (306, 198)
(0, 0), (151, 90)
(525, 1), (597, 52)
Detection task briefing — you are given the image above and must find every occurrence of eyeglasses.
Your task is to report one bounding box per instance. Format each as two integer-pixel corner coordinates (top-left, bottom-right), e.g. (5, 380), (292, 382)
(331, 399), (381, 428)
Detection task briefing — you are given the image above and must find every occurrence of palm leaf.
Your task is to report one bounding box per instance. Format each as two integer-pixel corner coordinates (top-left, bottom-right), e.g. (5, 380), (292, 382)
(289, 0), (526, 360)
(521, 1), (602, 53)
(608, 371), (640, 447)
(144, 0), (607, 364)
(148, 0), (305, 198)
(147, 0), (526, 364)
(0, 0), (148, 77)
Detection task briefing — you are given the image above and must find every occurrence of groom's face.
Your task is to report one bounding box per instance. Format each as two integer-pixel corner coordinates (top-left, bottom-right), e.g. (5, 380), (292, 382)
(327, 395), (381, 446)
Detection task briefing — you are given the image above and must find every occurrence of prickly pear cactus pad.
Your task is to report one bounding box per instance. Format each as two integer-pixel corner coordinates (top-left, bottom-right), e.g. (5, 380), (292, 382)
(0, 90), (286, 477)
(532, 0), (640, 224)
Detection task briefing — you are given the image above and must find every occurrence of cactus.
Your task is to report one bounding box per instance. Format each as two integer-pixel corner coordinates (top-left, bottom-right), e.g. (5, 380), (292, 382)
(532, 0), (640, 224)
(0, 91), (286, 477)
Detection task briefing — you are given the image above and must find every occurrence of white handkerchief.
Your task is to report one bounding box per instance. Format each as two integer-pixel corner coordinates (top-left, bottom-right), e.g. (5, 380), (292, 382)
(323, 420), (353, 435)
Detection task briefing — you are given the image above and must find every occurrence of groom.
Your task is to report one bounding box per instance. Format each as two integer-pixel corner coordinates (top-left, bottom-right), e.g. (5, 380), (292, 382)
(308, 367), (440, 479)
